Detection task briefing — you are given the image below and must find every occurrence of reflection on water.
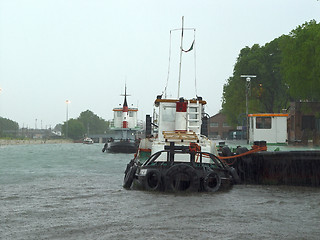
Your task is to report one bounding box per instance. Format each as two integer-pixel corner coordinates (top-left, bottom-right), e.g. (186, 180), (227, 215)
(1, 143), (320, 239)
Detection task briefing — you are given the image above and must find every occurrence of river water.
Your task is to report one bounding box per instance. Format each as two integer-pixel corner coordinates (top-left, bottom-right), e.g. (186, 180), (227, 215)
(1, 143), (319, 239)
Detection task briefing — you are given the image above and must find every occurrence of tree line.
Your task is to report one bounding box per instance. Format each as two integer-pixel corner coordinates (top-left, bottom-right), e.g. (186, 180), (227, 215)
(61, 110), (109, 140)
(0, 117), (19, 137)
(0, 110), (109, 140)
(222, 20), (320, 126)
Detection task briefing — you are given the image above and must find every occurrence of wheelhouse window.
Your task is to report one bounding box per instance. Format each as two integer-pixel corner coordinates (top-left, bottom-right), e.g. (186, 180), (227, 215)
(256, 117), (271, 129)
(161, 106), (175, 122)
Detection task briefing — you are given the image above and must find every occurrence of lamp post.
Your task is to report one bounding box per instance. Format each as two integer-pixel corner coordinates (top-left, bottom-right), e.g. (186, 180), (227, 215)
(66, 100), (70, 138)
(241, 75), (256, 143)
(0, 87), (2, 113)
(0, 87), (2, 117)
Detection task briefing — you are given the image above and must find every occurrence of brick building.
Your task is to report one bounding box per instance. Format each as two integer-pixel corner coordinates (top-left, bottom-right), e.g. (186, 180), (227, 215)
(208, 113), (236, 140)
(288, 101), (320, 144)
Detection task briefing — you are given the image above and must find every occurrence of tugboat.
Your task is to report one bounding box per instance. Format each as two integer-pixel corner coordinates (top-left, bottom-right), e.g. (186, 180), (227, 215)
(123, 17), (237, 192)
(102, 86), (141, 153)
(123, 97), (237, 192)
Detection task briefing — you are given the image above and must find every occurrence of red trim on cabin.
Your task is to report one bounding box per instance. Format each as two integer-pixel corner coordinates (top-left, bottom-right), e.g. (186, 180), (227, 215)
(176, 102), (187, 112)
(122, 121), (128, 128)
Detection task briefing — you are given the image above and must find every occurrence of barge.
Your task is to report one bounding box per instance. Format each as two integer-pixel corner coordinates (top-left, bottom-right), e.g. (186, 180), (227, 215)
(218, 141), (320, 187)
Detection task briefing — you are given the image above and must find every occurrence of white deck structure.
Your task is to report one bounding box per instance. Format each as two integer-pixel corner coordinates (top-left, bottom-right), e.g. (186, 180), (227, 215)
(248, 113), (288, 144)
(112, 107), (138, 129)
(150, 97), (217, 161)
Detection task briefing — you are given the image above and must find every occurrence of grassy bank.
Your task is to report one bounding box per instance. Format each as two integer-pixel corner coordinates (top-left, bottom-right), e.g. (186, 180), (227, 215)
(0, 138), (73, 146)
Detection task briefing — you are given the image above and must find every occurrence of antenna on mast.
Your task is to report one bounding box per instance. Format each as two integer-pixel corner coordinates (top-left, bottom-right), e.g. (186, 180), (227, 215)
(164, 17), (195, 99)
(120, 83), (131, 106)
(177, 16), (184, 99)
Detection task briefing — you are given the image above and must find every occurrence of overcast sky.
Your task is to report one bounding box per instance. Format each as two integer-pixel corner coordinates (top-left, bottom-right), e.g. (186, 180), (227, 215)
(0, 0), (319, 129)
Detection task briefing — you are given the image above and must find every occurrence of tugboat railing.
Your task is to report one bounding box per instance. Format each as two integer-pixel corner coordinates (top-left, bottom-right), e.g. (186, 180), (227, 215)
(141, 148), (228, 171)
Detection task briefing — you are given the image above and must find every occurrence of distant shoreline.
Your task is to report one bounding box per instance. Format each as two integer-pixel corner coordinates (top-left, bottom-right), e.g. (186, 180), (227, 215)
(0, 139), (73, 146)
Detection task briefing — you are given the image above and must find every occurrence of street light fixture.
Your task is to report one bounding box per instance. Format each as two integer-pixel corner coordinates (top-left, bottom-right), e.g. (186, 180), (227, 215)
(66, 100), (70, 138)
(241, 75), (256, 143)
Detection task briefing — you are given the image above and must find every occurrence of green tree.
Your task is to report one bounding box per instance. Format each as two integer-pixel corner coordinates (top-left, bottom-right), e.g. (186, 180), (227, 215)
(62, 119), (85, 140)
(0, 117), (19, 137)
(221, 76), (244, 126)
(77, 110), (109, 135)
(222, 39), (290, 126)
(280, 20), (320, 101)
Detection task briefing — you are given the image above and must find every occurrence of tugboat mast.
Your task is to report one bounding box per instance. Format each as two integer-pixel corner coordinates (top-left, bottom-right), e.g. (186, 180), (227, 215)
(164, 17), (196, 99)
(121, 84), (129, 128)
(177, 16), (184, 99)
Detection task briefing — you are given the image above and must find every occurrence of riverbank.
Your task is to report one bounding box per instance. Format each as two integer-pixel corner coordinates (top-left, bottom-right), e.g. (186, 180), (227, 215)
(0, 139), (73, 146)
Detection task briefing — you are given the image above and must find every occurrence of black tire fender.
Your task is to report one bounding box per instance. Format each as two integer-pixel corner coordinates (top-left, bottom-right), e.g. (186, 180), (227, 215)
(165, 164), (199, 192)
(144, 169), (162, 191)
(102, 143), (108, 152)
(124, 159), (135, 176)
(123, 165), (137, 189)
(221, 146), (232, 157)
(236, 147), (251, 164)
(229, 167), (241, 184)
(203, 171), (221, 192)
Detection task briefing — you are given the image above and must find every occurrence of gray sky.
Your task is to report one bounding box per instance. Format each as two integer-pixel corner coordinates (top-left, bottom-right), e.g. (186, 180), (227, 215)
(0, 0), (319, 129)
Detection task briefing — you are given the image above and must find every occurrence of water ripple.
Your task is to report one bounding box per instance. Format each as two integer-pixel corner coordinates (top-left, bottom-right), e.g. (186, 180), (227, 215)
(1, 144), (320, 239)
